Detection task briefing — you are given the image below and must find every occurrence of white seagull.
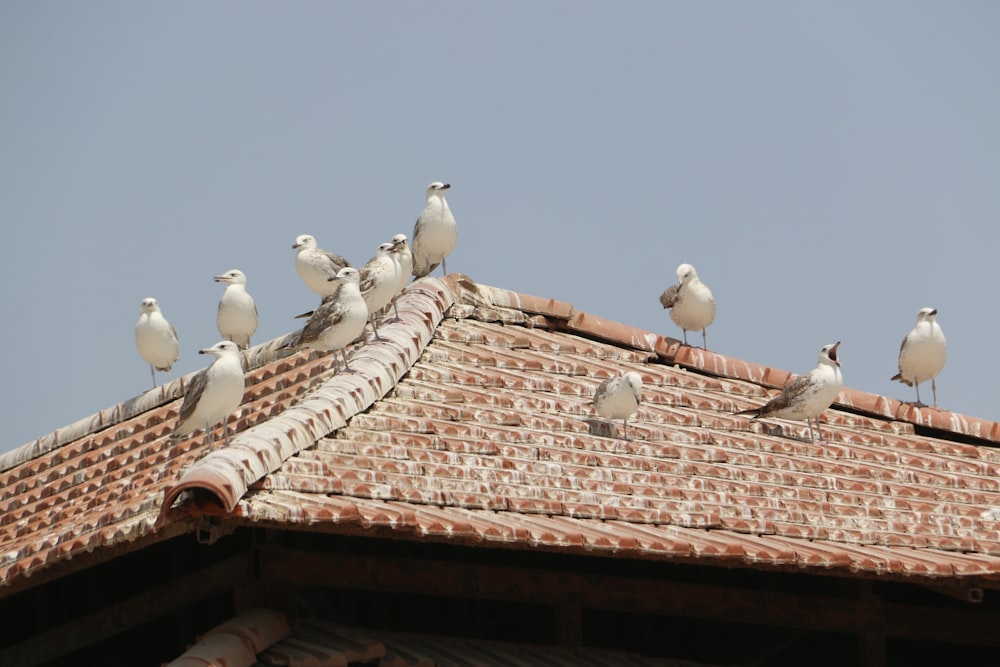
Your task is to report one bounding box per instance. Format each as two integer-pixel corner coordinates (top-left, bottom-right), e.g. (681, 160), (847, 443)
(659, 263), (716, 348)
(358, 241), (402, 339)
(592, 371), (643, 440)
(387, 233), (413, 320)
(736, 342), (843, 443)
(411, 181), (457, 278)
(214, 269), (258, 350)
(172, 340), (246, 445)
(284, 267), (368, 372)
(293, 234), (352, 297)
(135, 297), (180, 389)
(891, 307), (946, 408)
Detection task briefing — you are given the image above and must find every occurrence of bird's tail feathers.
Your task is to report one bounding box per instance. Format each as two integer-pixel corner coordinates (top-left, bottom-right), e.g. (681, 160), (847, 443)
(890, 373), (913, 387)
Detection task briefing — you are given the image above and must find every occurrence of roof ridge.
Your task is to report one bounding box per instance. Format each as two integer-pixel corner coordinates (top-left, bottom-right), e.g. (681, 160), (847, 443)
(160, 277), (453, 515)
(0, 331), (313, 475)
(445, 275), (1000, 445)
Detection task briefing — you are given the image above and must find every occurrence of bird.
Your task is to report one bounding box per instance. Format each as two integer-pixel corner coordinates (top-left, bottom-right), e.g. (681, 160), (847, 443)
(387, 233), (413, 320)
(736, 342), (843, 443)
(659, 263), (716, 348)
(891, 307), (946, 408)
(135, 297), (180, 389)
(172, 340), (246, 445)
(592, 371), (643, 440)
(283, 267), (368, 372)
(213, 269), (258, 350)
(293, 234), (352, 297)
(358, 241), (402, 339)
(411, 181), (457, 278)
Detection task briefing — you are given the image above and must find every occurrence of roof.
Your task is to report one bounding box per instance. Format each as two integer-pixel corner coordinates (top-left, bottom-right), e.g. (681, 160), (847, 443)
(4, 274), (1000, 595)
(166, 607), (715, 667)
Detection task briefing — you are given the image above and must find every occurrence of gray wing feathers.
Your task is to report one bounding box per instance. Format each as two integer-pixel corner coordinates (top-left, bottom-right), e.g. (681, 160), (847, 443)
(176, 369), (209, 429)
(659, 284), (681, 309)
(293, 282), (350, 346)
(323, 252), (351, 272)
(890, 335), (912, 384)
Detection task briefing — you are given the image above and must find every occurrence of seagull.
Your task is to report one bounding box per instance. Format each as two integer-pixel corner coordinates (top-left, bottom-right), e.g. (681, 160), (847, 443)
(736, 342), (843, 443)
(214, 269), (258, 350)
(659, 263), (716, 348)
(172, 340), (246, 445)
(283, 266), (368, 372)
(293, 234), (351, 297)
(411, 181), (457, 278)
(135, 297), (180, 389)
(891, 307), (946, 408)
(387, 233), (413, 320)
(358, 241), (402, 339)
(592, 371), (643, 440)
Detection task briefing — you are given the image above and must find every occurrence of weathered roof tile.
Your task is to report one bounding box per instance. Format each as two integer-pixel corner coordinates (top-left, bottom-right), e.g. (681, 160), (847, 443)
(4, 275), (1000, 594)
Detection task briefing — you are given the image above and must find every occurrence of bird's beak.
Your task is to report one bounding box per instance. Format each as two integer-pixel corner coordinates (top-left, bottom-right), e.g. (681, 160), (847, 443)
(199, 348), (210, 355)
(292, 243), (302, 249)
(213, 275), (227, 282)
(829, 341), (841, 366)
(440, 183), (451, 190)
(930, 309), (938, 316)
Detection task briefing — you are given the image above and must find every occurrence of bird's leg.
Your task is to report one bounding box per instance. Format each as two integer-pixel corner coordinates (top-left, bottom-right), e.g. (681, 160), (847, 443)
(931, 379), (938, 408)
(701, 329), (708, 349)
(441, 258), (447, 276)
(806, 418), (816, 443)
(150, 365), (157, 390)
(682, 330), (689, 346)
(623, 417), (630, 441)
(341, 349), (351, 372)
(915, 383), (924, 407)
(392, 298), (401, 321)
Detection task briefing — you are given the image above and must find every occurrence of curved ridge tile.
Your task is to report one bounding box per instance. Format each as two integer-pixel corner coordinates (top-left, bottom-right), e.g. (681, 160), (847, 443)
(161, 279), (454, 514)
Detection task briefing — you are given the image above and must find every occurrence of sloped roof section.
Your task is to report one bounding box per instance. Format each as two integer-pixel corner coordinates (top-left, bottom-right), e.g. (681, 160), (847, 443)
(3, 274), (1000, 595)
(166, 607), (711, 667)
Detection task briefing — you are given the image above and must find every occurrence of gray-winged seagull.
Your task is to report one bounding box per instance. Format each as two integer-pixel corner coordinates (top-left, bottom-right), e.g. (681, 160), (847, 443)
(736, 342), (843, 443)
(172, 340), (245, 445)
(387, 233), (413, 320)
(891, 307), (946, 408)
(135, 297), (180, 389)
(293, 234), (352, 297)
(214, 269), (258, 350)
(593, 371), (643, 441)
(283, 266), (368, 372)
(358, 241), (401, 339)
(411, 181), (457, 278)
(659, 263), (716, 348)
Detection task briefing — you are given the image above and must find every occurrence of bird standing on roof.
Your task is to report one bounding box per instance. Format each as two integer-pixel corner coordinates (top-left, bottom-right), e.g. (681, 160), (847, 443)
(172, 340), (245, 445)
(213, 269), (258, 350)
(593, 372), (643, 440)
(387, 233), (413, 320)
(891, 307), (946, 408)
(135, 297), (180, 389)
(659, 263), (716, 348)
(358, 241), (402, 339)
(283, 267), (368, 372)
(735, 342), (843, 443)
(293, 234), (352, 297)
(411, 181), (457, 278)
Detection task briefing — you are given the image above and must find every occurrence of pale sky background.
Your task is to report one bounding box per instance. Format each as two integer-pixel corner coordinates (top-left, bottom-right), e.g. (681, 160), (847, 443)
(1, 2), (998, 452)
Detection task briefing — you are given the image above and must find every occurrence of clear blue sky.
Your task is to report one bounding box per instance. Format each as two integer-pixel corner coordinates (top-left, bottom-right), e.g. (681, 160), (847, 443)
(2, 2), (998, 452)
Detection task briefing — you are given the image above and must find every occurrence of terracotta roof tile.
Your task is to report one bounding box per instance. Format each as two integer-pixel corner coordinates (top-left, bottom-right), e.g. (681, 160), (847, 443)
(5, 275), (1000, 593)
